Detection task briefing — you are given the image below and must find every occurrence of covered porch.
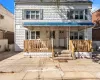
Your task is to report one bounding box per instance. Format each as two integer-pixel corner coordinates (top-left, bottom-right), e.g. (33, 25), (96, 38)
(23, 22), (94, 58)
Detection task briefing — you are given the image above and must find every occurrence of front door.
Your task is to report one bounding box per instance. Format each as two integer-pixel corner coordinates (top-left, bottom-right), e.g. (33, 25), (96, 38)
(59, 30), (66, 48)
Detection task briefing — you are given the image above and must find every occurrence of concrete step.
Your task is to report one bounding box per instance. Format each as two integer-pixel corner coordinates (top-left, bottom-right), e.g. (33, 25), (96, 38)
(54, 56), (73, 60)
(58, 53), (72, 57)
(61, 50), (71, 54)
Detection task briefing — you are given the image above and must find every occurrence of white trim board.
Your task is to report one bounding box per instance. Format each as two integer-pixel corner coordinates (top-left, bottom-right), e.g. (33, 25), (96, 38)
(24, 52), (52, 57)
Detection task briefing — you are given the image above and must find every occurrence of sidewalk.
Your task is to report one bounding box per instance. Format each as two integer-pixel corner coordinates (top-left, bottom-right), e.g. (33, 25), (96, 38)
(0, 52), (100, 80)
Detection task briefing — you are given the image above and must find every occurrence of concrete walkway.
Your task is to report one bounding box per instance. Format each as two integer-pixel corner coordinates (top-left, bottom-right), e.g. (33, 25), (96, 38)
(0, 52), (100, 80)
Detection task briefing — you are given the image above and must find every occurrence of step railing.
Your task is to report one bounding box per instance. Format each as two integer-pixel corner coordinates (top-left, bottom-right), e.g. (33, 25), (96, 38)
(24, 40), (52, 52)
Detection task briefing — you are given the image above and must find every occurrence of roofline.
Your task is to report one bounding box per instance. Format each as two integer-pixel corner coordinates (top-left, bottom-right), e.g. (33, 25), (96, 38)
(92, 9), (100, 14)
(15, 1), (92, 4)
(0, 4), (14, 14)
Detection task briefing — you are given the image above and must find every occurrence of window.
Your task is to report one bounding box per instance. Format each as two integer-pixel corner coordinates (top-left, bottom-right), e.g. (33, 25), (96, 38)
(0, 14), (4, 19)
(59, 31), (65, 39)
(31, 31), (40, 39)
(70, 31), (84, 40)
(26, 11), (30, 19)
(25, 30), (28, 39)
(24, 10), (42, 20)
(50, 31), (55, 39)
(79, 31), (84, 39)
(68, 9), (88, 20)
(85, 9), (88, 20)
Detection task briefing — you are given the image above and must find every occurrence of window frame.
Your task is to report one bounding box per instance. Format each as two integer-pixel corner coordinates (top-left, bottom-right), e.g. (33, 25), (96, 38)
(50, 31), (55, 39)
(24, 9), (41, 20)
(70, 31), (84, 40)
(0, 14), (4, 19)
(68, 9), (87, 20)
(30, 31), (40, 40)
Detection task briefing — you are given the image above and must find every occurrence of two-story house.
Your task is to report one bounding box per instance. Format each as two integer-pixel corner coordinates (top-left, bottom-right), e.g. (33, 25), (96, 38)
(15, 0), (94, 58)
(0, 4), (14, 52)
(0, 4), (14, 41)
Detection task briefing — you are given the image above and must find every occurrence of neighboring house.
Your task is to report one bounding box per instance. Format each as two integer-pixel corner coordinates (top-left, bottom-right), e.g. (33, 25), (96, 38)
(0, 4), (14, 44)
(92, 9), (100, 41)
(15, 0), (94, 58)
(92, 9), (100, 50)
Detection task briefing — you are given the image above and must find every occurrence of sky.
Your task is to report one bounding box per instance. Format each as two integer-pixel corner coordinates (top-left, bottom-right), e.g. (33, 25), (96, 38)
(0, 0), (100, 14)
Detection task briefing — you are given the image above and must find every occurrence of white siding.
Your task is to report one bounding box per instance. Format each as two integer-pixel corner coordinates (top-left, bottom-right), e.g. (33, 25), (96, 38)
(84, 28), (92, 40)
(15, 3), (92, 51)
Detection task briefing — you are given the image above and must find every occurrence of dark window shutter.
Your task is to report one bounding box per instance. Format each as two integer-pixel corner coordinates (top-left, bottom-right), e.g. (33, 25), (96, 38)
(22, 10), (25, 20)
(40, 9), (43, 20)
(67, 10), (70, 19)
(25, 30), (28, 40)
(85, 9), (88, 20)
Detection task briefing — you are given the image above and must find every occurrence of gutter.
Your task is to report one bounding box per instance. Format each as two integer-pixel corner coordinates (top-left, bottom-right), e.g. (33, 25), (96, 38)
(15, 1), (92, 4)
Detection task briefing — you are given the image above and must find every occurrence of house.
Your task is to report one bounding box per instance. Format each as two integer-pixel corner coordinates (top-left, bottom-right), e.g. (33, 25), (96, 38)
(0, 4), (14, 42)
(0, 4), (14, 52)
(92, 9), (100, 41)
(15, 0), (94, 58)
(92, 9), (100, 50)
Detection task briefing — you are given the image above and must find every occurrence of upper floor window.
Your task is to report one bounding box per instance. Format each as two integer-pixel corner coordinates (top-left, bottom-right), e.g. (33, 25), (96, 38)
(67, 9), (88, 20)
(23, 9), (43, 20)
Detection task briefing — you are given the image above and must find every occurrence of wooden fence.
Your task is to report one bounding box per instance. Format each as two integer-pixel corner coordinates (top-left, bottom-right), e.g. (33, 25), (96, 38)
(24, 40), (52, 52)
(72, 40), (92, 52)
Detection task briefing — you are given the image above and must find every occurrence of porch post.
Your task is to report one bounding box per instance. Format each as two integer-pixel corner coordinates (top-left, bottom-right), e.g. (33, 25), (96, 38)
(85, 26), (88, 40)
(51, 38), (54, 57)
(68, 26), (70, 50)
(50, 29), (54, 58)
(67, 29), (69, 50)
(78, 26), (79, 52)
(78, 26), (79, 40)
(86, 26), (88, 40)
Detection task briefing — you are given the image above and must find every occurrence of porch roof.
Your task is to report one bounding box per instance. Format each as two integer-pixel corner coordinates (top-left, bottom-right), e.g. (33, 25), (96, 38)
(24, 22), (94, 27)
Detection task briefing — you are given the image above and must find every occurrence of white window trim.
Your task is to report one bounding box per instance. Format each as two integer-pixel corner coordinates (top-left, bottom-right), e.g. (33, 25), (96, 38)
(70, 31), (84, 40)
(68, 9), (87, 20)
(24, 9), (41, 20)
(29, 30), (40, 40)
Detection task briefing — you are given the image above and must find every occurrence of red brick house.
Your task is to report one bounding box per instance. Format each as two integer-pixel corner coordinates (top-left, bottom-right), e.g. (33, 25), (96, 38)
(92, 9), (100, 41)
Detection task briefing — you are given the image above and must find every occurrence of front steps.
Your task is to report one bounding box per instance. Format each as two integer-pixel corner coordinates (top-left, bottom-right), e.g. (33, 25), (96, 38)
(24, 52), (52, 57)
(53, 50), (74, 61)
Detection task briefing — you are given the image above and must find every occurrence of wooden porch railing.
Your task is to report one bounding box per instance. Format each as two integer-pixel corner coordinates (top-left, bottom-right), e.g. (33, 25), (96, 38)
(69, 40), (92, 59)
(71, 40), (92, 52)
(24, 40), (52, 52)
(69, 40), (75, 59)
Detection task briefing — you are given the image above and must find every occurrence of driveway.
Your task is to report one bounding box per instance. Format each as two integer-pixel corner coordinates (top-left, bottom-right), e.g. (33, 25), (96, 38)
(0, 52), (100, 80)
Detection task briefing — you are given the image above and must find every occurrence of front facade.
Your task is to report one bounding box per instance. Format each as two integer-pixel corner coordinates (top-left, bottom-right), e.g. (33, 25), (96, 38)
(15, 0), (93, 56)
